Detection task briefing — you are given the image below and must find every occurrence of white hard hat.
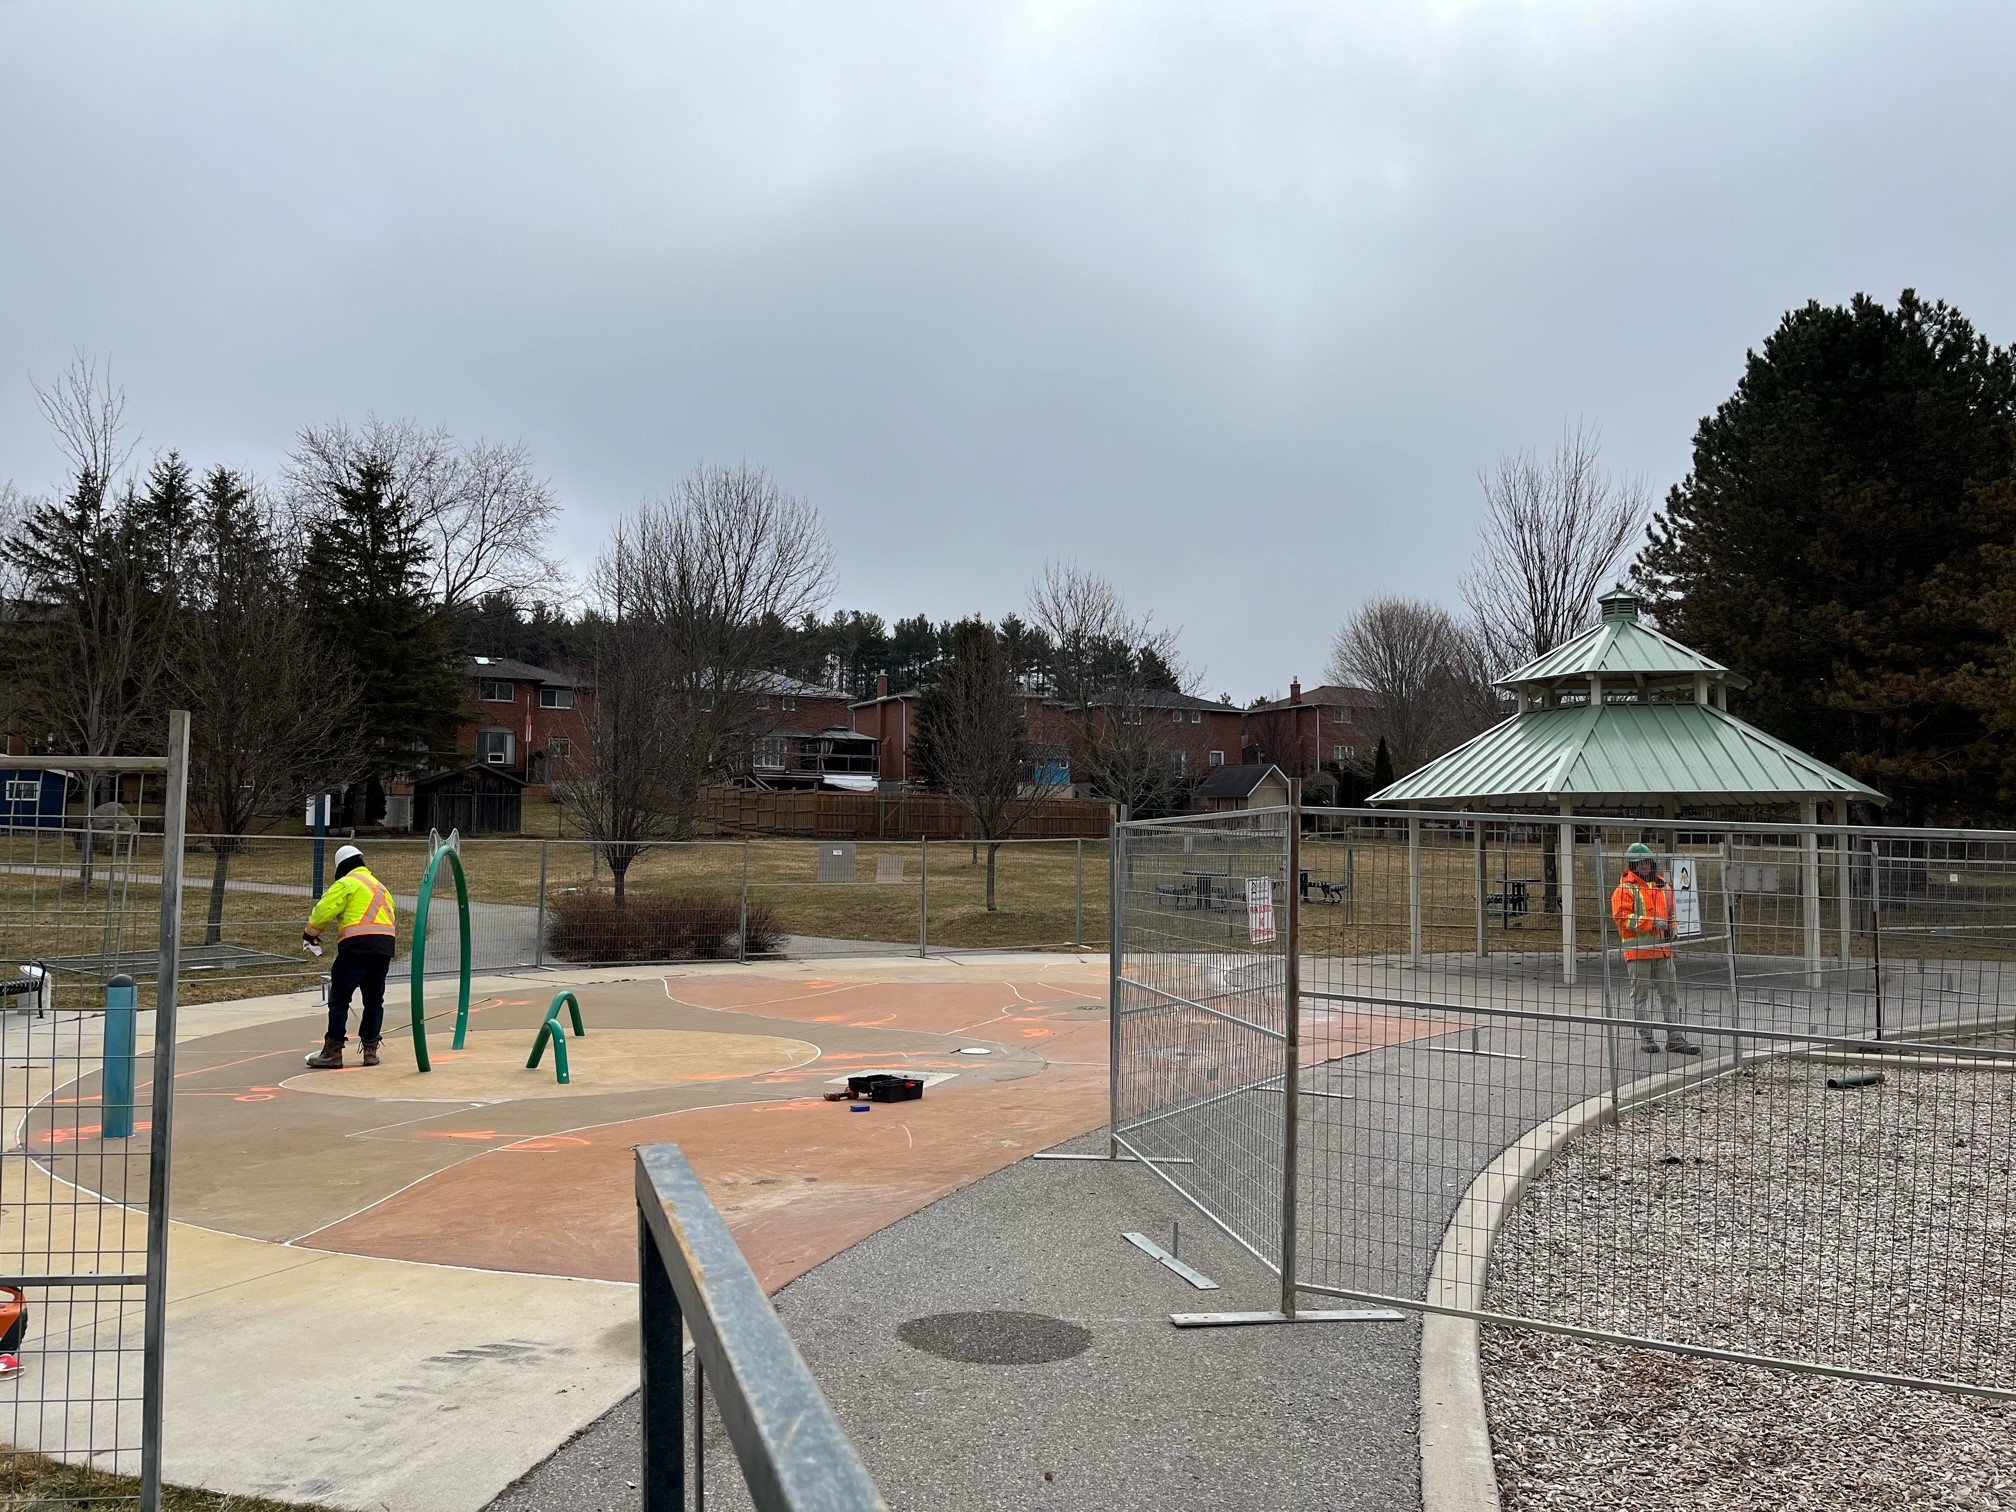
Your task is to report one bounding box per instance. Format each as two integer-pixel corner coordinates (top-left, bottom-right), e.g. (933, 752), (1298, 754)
(333, 844), (364, 868)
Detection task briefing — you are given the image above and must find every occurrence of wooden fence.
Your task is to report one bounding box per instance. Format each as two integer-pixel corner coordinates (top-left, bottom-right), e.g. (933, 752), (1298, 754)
(696, 786), (1115, 840)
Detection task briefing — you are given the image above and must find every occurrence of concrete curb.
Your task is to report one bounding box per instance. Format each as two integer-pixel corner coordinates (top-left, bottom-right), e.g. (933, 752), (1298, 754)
(1416, 1059), (1712, 1512)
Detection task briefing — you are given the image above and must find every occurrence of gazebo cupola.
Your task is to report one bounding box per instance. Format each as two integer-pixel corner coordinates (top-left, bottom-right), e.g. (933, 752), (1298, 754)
(1503, 585), (1743, 716)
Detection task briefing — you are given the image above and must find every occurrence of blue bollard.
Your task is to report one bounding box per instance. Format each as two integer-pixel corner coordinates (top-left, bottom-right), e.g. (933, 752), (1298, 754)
(103, 973), (137, 1140)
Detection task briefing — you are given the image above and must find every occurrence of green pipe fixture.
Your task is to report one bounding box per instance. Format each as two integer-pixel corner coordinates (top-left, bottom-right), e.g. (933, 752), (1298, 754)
(408, 829), (473, 1073)
(527, 990), (588, 1084)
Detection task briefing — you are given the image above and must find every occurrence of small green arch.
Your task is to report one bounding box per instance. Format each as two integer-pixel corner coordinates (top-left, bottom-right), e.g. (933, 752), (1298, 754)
(409, 829), (472, 1073)
(527, 990), (587, 1084)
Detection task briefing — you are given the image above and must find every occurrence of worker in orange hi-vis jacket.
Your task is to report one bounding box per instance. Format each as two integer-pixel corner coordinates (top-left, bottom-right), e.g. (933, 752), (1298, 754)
(301, 844), (397, 1070)
(1610, 843), (1700, 1056)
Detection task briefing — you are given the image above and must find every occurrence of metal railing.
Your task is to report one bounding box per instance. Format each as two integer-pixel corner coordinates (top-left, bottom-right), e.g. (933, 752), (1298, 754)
(635, 1143), (886, 1511)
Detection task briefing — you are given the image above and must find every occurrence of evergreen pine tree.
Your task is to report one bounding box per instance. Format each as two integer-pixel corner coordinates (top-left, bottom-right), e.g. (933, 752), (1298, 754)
(300, 456), (462, 795)
(1371, 736), (1394, 791)
(1640, 290), (2016, 820)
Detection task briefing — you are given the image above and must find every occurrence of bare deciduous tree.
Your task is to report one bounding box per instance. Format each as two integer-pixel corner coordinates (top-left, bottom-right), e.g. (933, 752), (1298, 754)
(1327, 597), (1490, 775)
(1028, 560), (1195, 813)
(555, 465), (833, 899)
(1461, 422), (1649, 675)
(287, 417), (562, 607)
(913, 620), (1064, 909)
(4, 358), (174, 763)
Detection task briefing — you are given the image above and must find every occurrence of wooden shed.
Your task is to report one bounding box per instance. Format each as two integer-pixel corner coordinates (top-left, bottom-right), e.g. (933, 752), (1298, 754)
(412, 765), (526, 835)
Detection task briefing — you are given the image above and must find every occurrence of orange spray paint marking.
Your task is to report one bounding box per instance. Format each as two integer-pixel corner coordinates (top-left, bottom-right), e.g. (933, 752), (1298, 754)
(416, 1129), (502, 1141)
(503, 1135), (592, 1152)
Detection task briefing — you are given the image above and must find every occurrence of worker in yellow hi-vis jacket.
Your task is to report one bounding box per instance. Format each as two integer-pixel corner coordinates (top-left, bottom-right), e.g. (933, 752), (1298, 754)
(301, 844), (397, 1069)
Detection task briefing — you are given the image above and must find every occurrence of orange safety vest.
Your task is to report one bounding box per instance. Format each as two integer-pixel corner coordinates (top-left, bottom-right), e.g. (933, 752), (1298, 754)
(1610, 870), (1674, 961)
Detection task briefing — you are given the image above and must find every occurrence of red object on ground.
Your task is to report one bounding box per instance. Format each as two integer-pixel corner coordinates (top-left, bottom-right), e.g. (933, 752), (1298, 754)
(0, 1354), (22, 1378)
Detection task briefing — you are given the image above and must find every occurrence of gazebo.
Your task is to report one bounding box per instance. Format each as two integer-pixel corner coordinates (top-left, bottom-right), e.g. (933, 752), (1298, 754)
(1367, 586), (1885, 982)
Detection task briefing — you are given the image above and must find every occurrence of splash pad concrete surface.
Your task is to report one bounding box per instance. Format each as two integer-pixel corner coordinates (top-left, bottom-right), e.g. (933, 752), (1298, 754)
(11, 953), (1112, 1511)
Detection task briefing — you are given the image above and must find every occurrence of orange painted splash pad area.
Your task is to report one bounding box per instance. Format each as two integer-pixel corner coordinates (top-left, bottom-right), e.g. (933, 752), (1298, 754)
(74, 962), (1118, 1291)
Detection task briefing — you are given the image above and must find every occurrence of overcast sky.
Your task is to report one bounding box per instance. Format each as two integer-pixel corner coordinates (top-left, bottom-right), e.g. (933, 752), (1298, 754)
(4, 1), (2013, 697)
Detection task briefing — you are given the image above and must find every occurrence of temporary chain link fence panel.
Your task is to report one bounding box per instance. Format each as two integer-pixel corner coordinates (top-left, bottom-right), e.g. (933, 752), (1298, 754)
(1110, 809), (1293, 1270)
(1112, 803), (2016, 1399)
(0, 727), (190, 1508)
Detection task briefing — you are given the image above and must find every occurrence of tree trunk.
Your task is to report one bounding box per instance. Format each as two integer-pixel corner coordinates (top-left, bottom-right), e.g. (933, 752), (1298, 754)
(611, 854), (630, 906)
(985, 842), (1000, 911)
(205, 844), (230, 946)
(1542, 824), (1560, 912)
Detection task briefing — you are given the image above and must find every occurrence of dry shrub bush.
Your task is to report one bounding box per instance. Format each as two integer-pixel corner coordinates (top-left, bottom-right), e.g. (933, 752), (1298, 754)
(545, 888), (782, 962)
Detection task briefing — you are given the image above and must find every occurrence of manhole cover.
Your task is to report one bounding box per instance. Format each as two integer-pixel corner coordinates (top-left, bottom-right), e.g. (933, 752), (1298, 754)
(897, 1310), (1092, 1365)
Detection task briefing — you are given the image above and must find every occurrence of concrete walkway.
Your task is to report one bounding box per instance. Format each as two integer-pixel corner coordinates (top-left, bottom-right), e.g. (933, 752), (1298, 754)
(490, 1139), (1421, 1512)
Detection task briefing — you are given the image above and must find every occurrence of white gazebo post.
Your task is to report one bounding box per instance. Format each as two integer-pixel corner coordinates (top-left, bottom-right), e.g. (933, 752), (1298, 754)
(1559, 798), (1577, 985)
(1407, 810), (1423, 967)
(1834, 795), (1852, 967)
(1800, 796), (1822, 987)
(1473, 817), (1488, 960)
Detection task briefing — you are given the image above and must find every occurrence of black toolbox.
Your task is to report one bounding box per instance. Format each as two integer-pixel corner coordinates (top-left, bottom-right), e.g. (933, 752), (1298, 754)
(847, 1073), (924, 1103)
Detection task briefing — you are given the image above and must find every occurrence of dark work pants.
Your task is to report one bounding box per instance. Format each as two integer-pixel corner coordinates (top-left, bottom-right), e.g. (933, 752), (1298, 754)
(326, 948), (392, 1043)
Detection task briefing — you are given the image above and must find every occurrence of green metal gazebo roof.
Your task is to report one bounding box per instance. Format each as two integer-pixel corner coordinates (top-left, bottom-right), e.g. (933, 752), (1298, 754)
(1496, 586), (1742, 690)
(1368, 701), (1884, 809)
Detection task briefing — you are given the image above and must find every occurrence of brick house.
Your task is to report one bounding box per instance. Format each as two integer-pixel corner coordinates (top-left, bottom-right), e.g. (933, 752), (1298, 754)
(461, 656), (591, 790)
(1243, 680), (1380, 778)
(849, 677), (1067, 788)
(1083, 690), (1249, 783)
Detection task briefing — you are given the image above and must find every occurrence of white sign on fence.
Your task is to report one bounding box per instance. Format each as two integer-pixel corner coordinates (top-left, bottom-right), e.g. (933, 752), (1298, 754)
(1671, 857), (1702, 937)
(1246, 877), (1277, 945)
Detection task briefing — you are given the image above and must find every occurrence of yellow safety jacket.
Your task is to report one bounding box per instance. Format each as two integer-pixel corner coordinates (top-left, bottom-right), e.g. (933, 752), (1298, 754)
(305, 866), (397, 948)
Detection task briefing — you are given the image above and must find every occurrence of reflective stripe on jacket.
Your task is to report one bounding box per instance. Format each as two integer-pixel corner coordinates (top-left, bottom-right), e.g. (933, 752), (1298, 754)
(1610, 871), (1673, 961)
(306, 866), (397, 946)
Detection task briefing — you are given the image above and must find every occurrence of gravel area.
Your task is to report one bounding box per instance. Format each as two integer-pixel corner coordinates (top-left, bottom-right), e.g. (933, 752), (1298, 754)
(1481, 1059), (2016, 1509)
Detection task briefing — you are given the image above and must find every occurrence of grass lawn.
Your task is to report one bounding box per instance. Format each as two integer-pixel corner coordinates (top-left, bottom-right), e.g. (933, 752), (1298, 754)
(1, 1449), (327, 1510)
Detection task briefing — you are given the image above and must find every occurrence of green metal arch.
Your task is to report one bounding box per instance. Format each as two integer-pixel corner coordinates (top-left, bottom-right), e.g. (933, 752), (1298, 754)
(409, 832), (472, 1073)
(526, 990), (587, 1084)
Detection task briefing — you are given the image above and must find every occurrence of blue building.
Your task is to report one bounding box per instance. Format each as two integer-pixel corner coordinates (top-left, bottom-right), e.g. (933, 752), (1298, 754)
(0, 769), (72, 830)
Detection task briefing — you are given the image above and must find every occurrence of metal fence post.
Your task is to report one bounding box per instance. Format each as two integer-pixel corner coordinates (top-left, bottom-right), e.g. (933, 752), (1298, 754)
(141, 709), (190, 1512)
(1406, 812), (1422, 966)
(918, 837), (928, 958)
(1594, 837), (1620, 1118)
(1074, 837), (1084, 949)
(638, 1199), (687, 1509)
(534, 838), (549, 968)
(739, 841), (750, 965)
(1722, 837), (1744, 1062)
(1280, 782), (1302, 1319)
(1108, 806), (1127, 1160)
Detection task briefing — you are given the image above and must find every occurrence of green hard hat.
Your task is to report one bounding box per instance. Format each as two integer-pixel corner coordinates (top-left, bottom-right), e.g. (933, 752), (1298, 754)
(1625, 842), (1656, 858)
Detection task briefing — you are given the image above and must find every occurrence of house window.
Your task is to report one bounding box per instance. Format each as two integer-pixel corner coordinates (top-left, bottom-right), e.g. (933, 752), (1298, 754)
(546, 737), (572, 762)
(1332, 744), (1355, 762)
(1208, 750), (1225, 766)
(1191, 710), (1201, 723)
(539, 686), (572, 709)
(755, 736), (788, 770)
(1175, 751), (1188, 773)
(1123, 707), (1142, 725)
(478, 679), (514, 703)
(782, 693), (797, 711)
(476, 730), (515, 766)
(4, 780), (38, 803)
(1171, 709), (1183, 723)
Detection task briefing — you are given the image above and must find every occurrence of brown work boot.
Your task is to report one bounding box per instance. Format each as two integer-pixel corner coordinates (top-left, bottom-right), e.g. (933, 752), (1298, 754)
(303, 1036), (344, 1069)
(1665, 1035), (1702, 1056)
(360, 1039), (381, 1067)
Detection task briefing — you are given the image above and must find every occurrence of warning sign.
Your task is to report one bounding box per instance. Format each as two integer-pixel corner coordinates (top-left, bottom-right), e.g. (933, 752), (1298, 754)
(1671, 857), (1701, 938)
(1246, 877), (1277, 945)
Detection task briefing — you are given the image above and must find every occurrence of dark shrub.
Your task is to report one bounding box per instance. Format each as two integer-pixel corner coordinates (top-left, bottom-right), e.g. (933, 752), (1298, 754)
(545, 889), (784, 963)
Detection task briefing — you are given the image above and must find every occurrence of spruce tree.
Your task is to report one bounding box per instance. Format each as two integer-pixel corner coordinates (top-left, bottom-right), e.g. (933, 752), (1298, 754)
(300, 456), (462, 794)
(1640, 290), (2016, 820)
(1371, 736), (1394, 792)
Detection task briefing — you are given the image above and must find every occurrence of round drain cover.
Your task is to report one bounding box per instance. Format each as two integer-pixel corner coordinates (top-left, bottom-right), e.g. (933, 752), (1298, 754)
(897, 1310), (1092, 1365)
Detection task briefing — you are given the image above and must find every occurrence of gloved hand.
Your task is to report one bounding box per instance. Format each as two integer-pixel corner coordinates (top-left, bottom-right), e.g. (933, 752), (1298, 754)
(301, 930), (319, 946)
